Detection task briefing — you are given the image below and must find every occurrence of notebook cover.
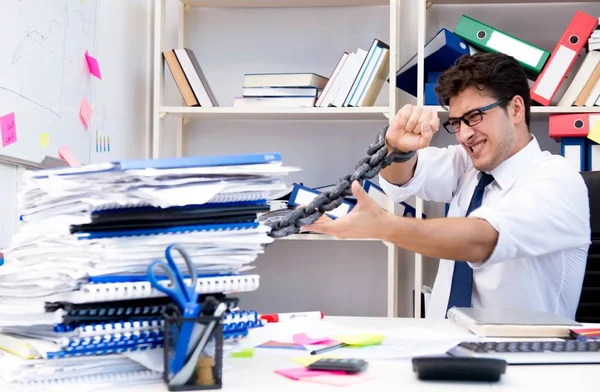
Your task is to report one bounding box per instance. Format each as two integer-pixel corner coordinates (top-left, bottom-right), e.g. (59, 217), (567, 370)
(449, 307), (580, 326)
(70, 214), (259, 234)
(89, 202), (269, 224)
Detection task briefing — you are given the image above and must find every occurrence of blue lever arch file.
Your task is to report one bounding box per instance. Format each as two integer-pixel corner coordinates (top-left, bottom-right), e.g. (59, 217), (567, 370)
(396, 28), (473, 97)
(29, 152), (283, 178)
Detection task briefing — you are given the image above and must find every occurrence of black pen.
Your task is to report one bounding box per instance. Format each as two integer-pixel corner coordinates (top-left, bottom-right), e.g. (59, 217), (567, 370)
(310, 342), (347, 355)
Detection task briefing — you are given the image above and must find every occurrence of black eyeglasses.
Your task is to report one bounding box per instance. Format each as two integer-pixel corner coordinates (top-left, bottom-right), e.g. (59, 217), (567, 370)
(442, 97), (511, 134)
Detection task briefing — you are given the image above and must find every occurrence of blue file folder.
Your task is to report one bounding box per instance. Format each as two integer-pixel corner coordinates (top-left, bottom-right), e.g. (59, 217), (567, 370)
(30, 152), (283, 178)
(587, 139), (599, 171)
(560, 138), (587, 172)
(396, 28), (472, 97)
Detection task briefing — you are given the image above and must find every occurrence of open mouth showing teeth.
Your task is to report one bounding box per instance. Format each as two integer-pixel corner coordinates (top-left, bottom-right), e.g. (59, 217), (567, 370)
(470, 141), (485, 153)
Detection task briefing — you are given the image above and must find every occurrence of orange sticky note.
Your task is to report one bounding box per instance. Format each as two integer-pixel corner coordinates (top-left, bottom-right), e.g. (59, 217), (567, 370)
(79, 98), (93, 128)
(588, 117), (600, 145)
(84, 50), (102, 80)
(58, 147), (81, 167)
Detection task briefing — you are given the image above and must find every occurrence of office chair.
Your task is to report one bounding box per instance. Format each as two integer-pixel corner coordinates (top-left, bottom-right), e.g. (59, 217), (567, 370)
(575, 170), (600, 323)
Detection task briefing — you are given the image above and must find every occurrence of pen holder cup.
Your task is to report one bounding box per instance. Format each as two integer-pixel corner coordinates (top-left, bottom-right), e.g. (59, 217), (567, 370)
(163, 312), (224, 391)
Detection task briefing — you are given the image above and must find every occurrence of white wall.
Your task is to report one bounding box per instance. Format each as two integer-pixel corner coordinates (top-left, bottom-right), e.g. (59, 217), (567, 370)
(0, 0), (151, 251)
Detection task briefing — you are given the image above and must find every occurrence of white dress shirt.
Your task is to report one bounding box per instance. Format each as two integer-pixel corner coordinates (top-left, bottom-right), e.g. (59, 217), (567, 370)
(380, 136), (591, 320)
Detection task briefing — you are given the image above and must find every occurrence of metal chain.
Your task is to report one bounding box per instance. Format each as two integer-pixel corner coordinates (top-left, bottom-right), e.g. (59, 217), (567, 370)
(263, 124), (403, 238)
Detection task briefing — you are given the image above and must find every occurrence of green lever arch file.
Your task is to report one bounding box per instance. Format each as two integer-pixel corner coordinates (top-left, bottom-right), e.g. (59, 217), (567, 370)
(454, 15), (550, 77)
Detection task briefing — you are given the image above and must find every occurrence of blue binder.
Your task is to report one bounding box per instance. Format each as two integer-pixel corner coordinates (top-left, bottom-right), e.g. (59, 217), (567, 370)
(30, 152), (283, 178)
(396, 28), (472, 97)
(560, 138), (587, 172)
(363, 180), (426, 218)
(587, 139), (599, 171)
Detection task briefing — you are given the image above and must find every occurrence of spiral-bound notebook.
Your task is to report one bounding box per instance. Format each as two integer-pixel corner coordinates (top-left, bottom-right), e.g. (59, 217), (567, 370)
(75, 221), (263, 240)
(52, 274), (261, 304)
(45, 295), (240, 324)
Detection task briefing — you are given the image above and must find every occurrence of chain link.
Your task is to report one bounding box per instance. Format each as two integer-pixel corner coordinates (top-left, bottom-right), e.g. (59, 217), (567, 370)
(263, 124), (402, 238)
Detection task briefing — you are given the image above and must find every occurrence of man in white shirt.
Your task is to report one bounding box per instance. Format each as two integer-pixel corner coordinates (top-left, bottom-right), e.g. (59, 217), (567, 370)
(304, 52), (591, 320)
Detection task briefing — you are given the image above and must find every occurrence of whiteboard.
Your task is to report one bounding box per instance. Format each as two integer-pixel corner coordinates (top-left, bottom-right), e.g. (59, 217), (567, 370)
(0, 0), (97, 166)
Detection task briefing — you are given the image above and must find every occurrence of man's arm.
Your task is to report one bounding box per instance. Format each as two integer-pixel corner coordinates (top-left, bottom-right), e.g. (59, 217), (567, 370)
(380, 215), (498, 263)
(379, 142), (418, 186)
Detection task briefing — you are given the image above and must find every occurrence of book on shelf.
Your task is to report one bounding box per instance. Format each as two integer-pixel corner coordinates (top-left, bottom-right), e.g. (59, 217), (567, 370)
(588, 18), (600, 52)
(234, 73), (326, 108)
(557, 51), (600, 107)
(163, 47), (218, 107)
(318, 38), (390, 108)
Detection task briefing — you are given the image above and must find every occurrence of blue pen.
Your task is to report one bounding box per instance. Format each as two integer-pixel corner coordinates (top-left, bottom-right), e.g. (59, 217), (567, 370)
(146, 244), (200, 375)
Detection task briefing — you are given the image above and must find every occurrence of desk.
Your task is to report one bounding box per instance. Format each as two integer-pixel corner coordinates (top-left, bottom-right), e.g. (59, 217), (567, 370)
(14, 317), (600, 392)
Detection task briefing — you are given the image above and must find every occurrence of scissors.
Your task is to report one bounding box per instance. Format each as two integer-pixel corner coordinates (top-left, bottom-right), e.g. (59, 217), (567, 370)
(147, 244), (200, 375)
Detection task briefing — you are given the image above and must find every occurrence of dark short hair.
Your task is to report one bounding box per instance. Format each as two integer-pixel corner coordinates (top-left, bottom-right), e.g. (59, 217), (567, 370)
(434, 52), (531, 128)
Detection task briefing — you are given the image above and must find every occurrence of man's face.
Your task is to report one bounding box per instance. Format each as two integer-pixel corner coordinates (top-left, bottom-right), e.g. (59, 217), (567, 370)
(448, 87), (516, 173)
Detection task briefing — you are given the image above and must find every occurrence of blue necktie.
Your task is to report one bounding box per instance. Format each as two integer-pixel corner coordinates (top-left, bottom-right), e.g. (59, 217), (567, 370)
(446, 172), (495, 314)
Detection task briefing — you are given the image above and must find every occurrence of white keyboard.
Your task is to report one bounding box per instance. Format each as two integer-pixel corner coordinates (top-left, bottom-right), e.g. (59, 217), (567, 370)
(447, 340), (600, 365)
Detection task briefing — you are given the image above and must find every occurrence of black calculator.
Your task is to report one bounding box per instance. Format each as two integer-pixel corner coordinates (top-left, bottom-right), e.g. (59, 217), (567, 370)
(307, 358), (368, 373)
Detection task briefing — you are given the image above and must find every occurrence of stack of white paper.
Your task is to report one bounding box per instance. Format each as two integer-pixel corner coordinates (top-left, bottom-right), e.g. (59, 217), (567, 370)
(0, 152), (298, 387)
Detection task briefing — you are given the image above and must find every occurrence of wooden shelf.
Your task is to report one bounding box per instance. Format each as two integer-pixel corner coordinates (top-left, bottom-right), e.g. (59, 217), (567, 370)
(430, 105), (600, 119)
(180, 0), (389, 7)
(160, 106), (391, 121)
(279, 233), (382, 241)
(431, 0), (595, 4)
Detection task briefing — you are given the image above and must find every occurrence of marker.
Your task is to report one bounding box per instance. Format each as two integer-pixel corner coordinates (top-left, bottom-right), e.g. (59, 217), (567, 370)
(259, 311), (324, 323)
(310, 342), (347, 356)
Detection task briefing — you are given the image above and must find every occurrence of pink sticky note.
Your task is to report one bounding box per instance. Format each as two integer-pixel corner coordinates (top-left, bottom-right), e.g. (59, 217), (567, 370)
(79, 98), (93, 128)
(58, 147), (81, 167)
(302, 373), (376, 386)
(293, 333), (338, 346)
(274, 367), (345, 381)
(0, 112), (17, 147)
(85, 50), (102, 79)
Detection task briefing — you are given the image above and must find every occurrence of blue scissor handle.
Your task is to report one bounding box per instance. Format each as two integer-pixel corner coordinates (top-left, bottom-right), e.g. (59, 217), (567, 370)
(146, 244), (201, 375)
(165, 244), (199, 303)
(146, 244), (199, 308)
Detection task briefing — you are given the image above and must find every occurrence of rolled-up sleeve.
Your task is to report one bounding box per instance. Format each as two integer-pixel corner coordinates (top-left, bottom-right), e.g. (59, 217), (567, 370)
(467, 161), (591, 269)
(379, 144), (471, 204)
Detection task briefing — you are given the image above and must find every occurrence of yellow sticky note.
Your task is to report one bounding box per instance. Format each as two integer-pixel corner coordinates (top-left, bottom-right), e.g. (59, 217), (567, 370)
(40, 132), (49, 148)
(332, 333), (385, 346)
(588, 117), (600, 145)
(290, 354), (340, 366)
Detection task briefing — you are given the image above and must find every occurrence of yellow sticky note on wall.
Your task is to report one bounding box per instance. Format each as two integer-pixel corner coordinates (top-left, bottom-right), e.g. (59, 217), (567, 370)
(588, 117), (600, 145)
(40, 132), (49, 148)
(332, 333), (385, 346)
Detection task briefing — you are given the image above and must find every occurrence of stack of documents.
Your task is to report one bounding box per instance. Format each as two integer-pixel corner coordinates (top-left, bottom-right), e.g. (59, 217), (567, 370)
(0, 152), (298, 388)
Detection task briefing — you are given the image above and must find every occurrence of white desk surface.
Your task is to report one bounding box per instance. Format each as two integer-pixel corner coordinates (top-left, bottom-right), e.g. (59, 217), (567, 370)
(12, 316), (600, 392)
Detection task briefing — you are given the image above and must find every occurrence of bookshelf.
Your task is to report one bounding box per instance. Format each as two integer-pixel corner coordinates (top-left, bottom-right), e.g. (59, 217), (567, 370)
(160, 106), (391, 121)
(151, 0), (600, 320)
(412, 0), (600, 319)
(152, 0), (403, 317)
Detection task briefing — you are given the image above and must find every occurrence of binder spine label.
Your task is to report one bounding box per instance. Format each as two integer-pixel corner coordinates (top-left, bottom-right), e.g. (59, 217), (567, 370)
(533, 45), (576, 100)
(487, 31), (545, 68)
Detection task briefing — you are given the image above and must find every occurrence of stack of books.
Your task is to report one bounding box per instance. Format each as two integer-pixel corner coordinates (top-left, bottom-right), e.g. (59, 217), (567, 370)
(588, 20), (600, 52)
(163, 47), (219, 107)
(233, 73), (328, 108)
(0, 152), (298, 388)
(316, 38), (390, 108)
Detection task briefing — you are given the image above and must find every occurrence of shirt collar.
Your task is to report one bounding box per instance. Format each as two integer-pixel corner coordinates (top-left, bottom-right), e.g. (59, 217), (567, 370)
(488, 135), (542, 190)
